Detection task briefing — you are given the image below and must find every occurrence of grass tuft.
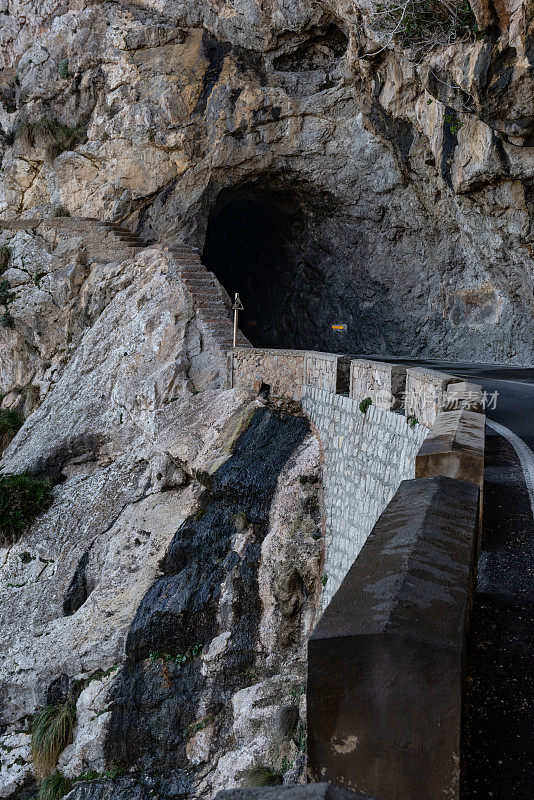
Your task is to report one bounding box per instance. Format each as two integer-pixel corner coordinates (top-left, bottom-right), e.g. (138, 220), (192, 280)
(16, 118), (86, 161)
(31, 702), (76, 779)
(243, 765), (283, 787)
(0, 474), (54, 548)
(37, 771), (72, 800)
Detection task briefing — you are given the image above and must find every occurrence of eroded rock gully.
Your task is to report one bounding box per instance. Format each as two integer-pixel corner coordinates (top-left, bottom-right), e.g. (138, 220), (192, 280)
(0, 0), (532, 798)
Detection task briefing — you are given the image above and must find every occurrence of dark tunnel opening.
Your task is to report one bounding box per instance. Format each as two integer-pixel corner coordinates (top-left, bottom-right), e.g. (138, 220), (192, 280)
(202, 179), (360, 352)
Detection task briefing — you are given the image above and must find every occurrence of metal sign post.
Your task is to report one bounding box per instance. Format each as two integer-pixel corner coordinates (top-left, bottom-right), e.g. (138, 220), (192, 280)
(232, 293), (244, 348)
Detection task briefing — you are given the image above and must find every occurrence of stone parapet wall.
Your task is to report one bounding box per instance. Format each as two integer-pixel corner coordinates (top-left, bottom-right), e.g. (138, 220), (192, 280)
(308, 476), (480, 800)
(416, 409), (486, 488)
(307, 379), (486, 800)
(304, 352), (338, 393)
(349, 359), (407, 410)
(302, 387), (427, 606)
(405, 367), (462, 427)
(227, 348), (307, 400)
(228, 349), (351, 400)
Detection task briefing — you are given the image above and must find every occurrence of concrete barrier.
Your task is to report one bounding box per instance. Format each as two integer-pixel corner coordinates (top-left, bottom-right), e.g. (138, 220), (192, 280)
(307, 476), (480, 800)
(415, 409), (485, 488)
(405, 367), (462, 427)
(349, 360), (406, 410)
(216, 786), (377, 800)
(444, 381), (484, 413)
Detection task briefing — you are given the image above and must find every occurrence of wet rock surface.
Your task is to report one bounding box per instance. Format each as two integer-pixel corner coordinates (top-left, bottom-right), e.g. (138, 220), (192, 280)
(107, 408), (309, 771)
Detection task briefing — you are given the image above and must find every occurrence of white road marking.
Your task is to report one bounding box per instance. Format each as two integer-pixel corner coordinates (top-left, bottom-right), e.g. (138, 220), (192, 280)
(486, 419), (534, 520)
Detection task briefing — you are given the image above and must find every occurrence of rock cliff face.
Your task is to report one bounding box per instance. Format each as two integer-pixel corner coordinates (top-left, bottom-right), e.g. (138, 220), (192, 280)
(0, 228), (322, 797)
(0, 0), (532, 360)
(0, 1), (532, 799)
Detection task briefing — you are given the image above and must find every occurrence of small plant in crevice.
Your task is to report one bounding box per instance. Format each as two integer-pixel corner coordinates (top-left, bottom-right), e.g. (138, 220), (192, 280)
(0, 474), (54, 547)
(444, 113), (464, 135)
(407, 414), (419, 428)
(104, 764), (127, 780)
(359, 397), (372, 414)
(0, 245), (11, 273)
(184, 714), (216, 740)
(0, 277), (15, 327)
(321, 573), (328, 587)
(37, 770), (71, 800)
(148, 644), (202, 669)
(242, 765), (283, 787)
(57, 59), (69, 80)
(33, 269), (48, 287)
(76, 770), (101, 783)
(295, 721), (307, 752)
(290, 682), (306, 699)
(53, 206), (70, 218)
(31, 701), (76, 779)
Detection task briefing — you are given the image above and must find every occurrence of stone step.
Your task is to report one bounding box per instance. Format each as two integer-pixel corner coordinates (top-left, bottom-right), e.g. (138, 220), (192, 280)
(179, 267), (209, 275)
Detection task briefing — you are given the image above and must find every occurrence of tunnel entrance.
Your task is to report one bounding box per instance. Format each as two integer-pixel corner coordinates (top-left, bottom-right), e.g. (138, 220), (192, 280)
(202, 178), (350, 351)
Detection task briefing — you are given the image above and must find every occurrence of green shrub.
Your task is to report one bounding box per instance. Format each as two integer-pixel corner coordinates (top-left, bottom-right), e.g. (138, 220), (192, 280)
(0, 475), (54, 547)
(0, 245), (11, 273)
(364, 0), (479, 57)
(359, 397), (372, 414)
(53, 206), (70, 218)
(243, 766), (283, 787)
(0, 408), (22, 435)
(407, 415), (419, 428)
(37, 771), (72, 800)
(31, 702), (76, 779)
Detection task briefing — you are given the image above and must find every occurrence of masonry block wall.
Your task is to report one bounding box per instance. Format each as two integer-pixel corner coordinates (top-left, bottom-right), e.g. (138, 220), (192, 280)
(349, 359), (406, 410)
(302, 387), (427, 606)
(228, 349), (347, 400)
(228, 348), (306, 399)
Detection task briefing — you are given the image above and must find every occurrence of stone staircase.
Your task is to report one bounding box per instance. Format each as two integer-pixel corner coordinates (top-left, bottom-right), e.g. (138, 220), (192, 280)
(92, 220), (251, 351)
(0, 215), (251, 353)
(167, 245), (251, 350)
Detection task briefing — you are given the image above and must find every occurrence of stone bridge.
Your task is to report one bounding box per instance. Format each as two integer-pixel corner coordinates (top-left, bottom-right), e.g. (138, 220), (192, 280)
(227, 346), (485, 800)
